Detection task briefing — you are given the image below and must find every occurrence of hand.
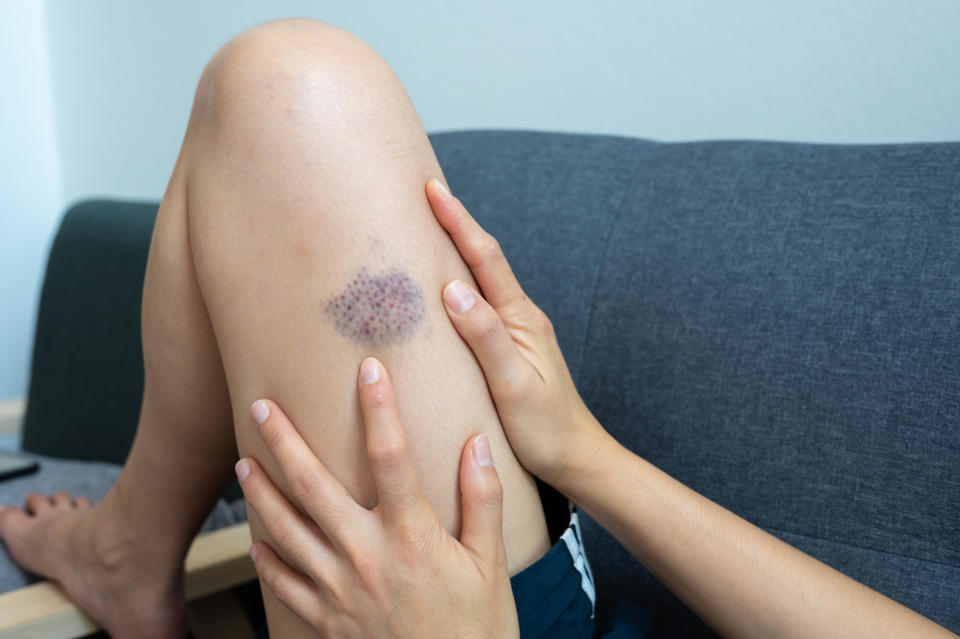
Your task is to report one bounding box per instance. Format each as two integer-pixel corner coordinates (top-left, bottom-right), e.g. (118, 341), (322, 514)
(236, 357), (519, 638)
(426, 179), (611, 492)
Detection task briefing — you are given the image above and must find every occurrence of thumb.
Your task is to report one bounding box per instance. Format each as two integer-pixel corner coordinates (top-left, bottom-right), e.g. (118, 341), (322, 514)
(458, 434), (507, 572)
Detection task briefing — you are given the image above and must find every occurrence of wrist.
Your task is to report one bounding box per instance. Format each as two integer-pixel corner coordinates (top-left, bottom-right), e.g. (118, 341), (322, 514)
(549, 410), (618, 498)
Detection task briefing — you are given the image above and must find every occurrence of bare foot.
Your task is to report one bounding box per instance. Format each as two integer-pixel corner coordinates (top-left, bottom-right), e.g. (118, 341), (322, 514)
(0, 491), (188, 639)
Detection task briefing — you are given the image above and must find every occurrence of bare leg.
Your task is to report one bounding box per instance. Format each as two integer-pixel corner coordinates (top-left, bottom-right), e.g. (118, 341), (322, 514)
(0, 94), (238, 639)
(0, 18), (549, 639)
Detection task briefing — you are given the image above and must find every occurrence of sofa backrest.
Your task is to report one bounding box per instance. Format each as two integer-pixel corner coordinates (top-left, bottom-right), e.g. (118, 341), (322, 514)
(24, 200), (157, 465)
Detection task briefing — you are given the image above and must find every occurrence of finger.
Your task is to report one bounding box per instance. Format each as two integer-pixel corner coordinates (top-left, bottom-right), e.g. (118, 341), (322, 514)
(236, 457), (337, 580)
(76, 496), (93, 509)
(442, 280), (534, 401)
(250, 400), (361, 548)
(250, 541), (327, 631)
(426, 178), (529, 310)
(457, 434), (507, 573)
(50, 492), (72, 508)
(358, 358), (424, 522)
(24, 493), (52, 515)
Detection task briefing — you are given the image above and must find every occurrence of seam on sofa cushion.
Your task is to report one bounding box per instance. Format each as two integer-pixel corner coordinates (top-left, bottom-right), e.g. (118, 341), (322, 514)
(575, 165), (644, 382)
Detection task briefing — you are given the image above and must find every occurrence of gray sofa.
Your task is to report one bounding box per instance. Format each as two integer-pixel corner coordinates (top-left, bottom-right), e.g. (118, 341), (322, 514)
(9, 130), (959, 636)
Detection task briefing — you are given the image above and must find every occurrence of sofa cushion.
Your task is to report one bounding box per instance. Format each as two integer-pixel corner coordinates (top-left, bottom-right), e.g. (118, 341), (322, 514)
(23, 200), (157, 465)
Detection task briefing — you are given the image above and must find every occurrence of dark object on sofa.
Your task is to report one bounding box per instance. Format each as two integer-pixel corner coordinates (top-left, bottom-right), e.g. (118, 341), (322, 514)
(23, 130), (960, 636)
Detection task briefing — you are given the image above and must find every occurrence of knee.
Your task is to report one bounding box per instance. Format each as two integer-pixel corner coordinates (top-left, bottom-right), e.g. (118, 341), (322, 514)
(191, 18), (400, 144)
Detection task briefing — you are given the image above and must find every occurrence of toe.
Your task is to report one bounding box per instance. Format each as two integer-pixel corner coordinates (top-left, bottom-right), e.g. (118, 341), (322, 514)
(76, 496), (93, 509)
(51, 492), (73, 508)
(25, 492), (52, 515)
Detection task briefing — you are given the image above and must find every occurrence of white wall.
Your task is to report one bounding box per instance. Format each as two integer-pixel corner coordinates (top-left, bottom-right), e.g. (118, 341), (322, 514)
(2, 0), (960, 399)
(0, 1), (61, 401)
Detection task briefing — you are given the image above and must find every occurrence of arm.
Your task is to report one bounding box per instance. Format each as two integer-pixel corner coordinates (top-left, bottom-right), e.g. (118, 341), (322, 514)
(426, 178), (958, 639)
(564, 432), (953, 638)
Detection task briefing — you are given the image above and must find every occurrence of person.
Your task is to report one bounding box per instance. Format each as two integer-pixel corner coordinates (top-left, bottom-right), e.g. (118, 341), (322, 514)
(0, 16), (952, 639)
(236, 180), (958, 639)
(0, 17), (580, 639)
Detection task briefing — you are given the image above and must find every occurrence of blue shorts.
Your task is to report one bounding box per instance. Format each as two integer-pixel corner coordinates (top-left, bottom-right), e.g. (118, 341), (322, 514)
(512, 510), (596, 637)
(513, 510), (654, 638)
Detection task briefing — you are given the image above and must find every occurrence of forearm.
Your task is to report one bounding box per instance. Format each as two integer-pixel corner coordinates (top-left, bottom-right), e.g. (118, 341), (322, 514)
(561, 431), (955, 639)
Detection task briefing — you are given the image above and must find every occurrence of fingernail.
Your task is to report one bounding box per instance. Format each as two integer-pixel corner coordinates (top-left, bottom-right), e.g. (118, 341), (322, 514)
(433, 179), (450, 196)
(360, 357), (381, 385)
(235, 459), (251, 482)
(251, 400), (270, 426)
(473, 434), (494, 468)
(443, 281), (475, 314)
(249, 544), (258, 561)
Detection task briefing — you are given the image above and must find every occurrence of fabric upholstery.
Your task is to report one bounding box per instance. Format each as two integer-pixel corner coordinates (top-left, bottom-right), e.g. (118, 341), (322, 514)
(437, 132), (960, 636)
(23, 200), (156, 465)
(19, 130), (960, 635)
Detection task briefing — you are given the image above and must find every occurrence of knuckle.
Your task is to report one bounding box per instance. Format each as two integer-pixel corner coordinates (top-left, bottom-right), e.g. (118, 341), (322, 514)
(468, 234), (503, 265)
(479, 235), (503, 262)
(472, 307), (502, 342)
(392, 509), (427, 547)
(529, 304), (554, 333)
(306, 610), (329, 636)
(240, 471), (260, 500)
(258, 420), (285, 450)
(397, 518), (447, 567)
(351, 553), (382, 586)
(492, 368), (536, 403)
(268, 569), (294, 604)
(289, 465), (324, 504)
(268, 514), (297, 547)
(368, 435), (407, 471)
(479, 476), (505, 508)
(396, 537), (428, 567)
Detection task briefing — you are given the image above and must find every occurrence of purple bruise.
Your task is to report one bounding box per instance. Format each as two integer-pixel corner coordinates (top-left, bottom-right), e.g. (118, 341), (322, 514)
(323, 267), (425, 346)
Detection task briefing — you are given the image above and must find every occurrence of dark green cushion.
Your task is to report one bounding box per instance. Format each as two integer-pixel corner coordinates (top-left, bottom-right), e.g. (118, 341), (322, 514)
(23, 200), (157, 464)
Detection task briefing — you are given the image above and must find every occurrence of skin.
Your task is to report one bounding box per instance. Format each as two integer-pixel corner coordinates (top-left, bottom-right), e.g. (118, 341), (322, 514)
(247, 178), (958, 638)
(238, 357), (519, 638)
(324, 267), (426, 346)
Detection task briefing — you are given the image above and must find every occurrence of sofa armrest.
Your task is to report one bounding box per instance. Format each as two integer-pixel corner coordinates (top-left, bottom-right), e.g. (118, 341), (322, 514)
(0, 523), (255, 638)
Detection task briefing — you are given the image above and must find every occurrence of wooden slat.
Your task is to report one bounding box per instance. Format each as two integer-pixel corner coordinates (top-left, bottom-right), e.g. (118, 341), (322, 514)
(0, 523), (255, 639)
(185, 523), (256, 599)
(0, 583), (97, 639)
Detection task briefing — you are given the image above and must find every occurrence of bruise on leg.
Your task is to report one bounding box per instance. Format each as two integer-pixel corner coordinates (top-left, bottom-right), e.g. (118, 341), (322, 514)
(324, 266), (426, 346)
